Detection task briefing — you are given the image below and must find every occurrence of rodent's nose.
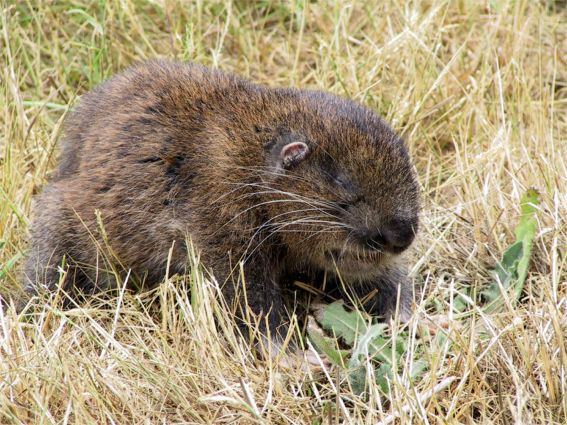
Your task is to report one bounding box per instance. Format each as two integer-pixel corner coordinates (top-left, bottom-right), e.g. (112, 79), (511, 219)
(361, 219), (417, 254)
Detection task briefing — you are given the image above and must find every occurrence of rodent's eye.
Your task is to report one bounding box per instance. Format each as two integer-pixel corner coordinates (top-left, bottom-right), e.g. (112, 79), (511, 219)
(329, 173), (360, 208)
(332, 174), (355, 193)
(334, 175), (347, 187)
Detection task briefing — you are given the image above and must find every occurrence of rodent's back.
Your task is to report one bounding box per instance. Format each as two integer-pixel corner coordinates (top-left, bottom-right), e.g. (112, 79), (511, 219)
(58, 61), (253, 179)
(33, 61), (302, 285)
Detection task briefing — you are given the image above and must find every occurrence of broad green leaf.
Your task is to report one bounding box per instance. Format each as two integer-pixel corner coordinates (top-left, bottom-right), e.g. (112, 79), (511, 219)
(483, 189), (540, 313)
(452, 292), (469, 313)
(410, 359), (429, 379)
(306, 317), (348, 366)
(514, 188), (540, 295)
(312, 301), (429, 397)
(375, 362), (394, 394)
(348, 322), (392, 395)
(314, 301), (368, 345)
(349, 323), (389, 368)
(483, 241), (522, 310)
(349, 364), (367, 395)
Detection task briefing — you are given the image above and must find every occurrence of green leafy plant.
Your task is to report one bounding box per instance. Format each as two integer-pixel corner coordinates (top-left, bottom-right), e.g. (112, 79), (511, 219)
(482, 188), (540, 313)
(308, 302), (427, 395)
(308, 189), (541, 396)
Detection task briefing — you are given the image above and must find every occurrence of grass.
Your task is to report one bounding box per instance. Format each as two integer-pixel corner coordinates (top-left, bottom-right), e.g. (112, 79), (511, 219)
(1, 0), (566, 423)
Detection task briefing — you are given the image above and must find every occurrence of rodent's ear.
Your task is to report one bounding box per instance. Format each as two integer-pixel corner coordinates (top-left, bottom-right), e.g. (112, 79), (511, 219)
(265, 131), (310, 170)
(280, 141), (309, 169)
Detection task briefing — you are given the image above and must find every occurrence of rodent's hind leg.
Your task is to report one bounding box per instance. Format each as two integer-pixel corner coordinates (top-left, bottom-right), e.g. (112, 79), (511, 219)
(24, 237), (72, 297)
(23, 185), (69, 293)
(24, 252), (119, 307)
(22, 184), (102, 304)
(23, 246), (90, 305)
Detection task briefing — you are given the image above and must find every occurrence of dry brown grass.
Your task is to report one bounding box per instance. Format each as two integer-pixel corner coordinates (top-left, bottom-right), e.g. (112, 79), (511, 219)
(1, 0), (566, 423)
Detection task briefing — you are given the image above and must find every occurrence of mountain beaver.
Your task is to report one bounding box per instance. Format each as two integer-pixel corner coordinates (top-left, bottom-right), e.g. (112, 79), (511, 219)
(24, 60), (421, 345)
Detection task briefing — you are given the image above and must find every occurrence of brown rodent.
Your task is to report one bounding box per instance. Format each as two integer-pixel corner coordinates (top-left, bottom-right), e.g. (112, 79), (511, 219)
(24, 59), (420, 342)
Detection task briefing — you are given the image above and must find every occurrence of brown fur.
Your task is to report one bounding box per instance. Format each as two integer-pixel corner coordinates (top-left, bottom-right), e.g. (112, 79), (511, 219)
(24, 60), (421, 340)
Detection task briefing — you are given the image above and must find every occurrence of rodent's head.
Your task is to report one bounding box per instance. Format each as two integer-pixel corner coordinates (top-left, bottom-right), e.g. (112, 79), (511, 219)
(258, 95), (420, 280)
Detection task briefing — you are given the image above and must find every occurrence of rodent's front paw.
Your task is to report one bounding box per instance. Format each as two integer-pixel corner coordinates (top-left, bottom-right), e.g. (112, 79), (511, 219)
(276, 348), (331, 371)
(259, 333), (331, 370)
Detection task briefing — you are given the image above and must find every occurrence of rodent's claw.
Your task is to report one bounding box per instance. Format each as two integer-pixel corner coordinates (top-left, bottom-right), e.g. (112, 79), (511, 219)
(276, 348), (331, 371)
(303, 349), (332, 369)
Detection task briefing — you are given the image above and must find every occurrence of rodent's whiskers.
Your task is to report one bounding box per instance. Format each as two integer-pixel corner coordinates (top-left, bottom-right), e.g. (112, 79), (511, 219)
(230, 165), (311, 183)
(213, 198), (335, 235)
(245, 208), (343, 232)
(240, 213), (347, 264)
(212, 180), (345, 234)
(212, 178), (354, 264)
(241, 226), (340, 264)
(222, 181), (339, 210)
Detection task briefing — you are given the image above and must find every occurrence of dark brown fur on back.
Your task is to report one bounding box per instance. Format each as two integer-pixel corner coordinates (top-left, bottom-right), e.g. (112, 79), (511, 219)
(25, 60), (421, 340)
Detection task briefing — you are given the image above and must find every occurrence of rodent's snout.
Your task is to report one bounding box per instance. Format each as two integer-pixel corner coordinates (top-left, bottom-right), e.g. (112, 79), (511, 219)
(357, 218), (417, 254)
